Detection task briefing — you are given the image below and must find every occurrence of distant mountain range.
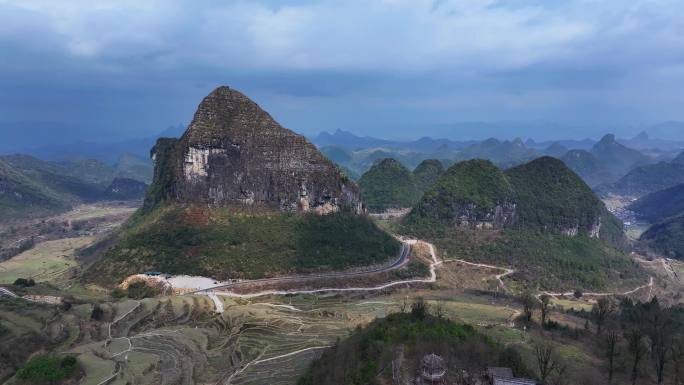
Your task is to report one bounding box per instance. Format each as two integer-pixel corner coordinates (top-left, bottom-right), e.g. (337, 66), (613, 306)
(0, 123), (186, 164)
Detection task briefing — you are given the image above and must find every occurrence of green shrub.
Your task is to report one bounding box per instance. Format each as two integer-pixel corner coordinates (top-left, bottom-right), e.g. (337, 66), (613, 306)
(13, 278), (35, 287)
(16, 355), (78, 384)
(126, 281), (159, 299)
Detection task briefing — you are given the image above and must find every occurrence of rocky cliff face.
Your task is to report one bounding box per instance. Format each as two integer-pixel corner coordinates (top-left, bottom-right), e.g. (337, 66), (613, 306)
(147, 86), (363, 214)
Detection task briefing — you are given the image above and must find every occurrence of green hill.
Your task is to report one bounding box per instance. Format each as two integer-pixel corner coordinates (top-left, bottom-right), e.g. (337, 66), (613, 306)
(401, 157), (632, 290)
(560, 150), (614, 187)
(0, 155), (120, 221)
(629, 183), (684, 223)
(298, 311), (532, 385)
(456, 138), (538, 165)
(606, 161), (684, 197)
(404, 159), (516, 230)
(0, 158), (72, 220)
(358, 158), (421, 212)
(86, 86), (400, 285)
(640, 215), (684, 259)
(590, 134), (650, 177)
(114, 152), (154, 183)
(413, 159), (444, 193)
(505, 156), (623, 243)
(543, 142), (569, 157)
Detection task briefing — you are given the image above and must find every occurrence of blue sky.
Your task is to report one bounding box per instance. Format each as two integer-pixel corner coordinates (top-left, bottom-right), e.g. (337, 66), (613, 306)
(1, 0), (683, 141)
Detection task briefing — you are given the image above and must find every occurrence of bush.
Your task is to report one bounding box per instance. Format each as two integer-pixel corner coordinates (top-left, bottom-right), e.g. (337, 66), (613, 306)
(411, 298), (429, 320)
(13, 278), (35, 287)
(91, 305), (104, 321)
(16, 355), (78, 384)
(126, 281), (159, 299)
(111, 287), (127, 299)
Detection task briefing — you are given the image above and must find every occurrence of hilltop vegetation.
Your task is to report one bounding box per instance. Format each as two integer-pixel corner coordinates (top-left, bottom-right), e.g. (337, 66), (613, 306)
(412, 159), (444, 193)
(506, 157), (623, 243)
(358, 158), (421, 212)
(404, 159), (515, 229)
(298, 310), (532, 385)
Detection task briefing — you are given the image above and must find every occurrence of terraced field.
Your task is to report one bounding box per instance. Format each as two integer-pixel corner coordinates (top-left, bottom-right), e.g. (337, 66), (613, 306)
(0, 237), (91, 284)
(45, 294), (400, 385)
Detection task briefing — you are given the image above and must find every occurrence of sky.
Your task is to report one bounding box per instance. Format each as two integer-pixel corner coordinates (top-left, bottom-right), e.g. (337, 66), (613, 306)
(1, 0), (683, 142)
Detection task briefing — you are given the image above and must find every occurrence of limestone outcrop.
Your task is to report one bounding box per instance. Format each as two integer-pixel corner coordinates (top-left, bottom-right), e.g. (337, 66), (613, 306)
(147, 86), (363, 214)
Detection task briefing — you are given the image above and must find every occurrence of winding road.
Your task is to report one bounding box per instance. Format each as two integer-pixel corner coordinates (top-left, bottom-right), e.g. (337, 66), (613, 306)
(195, 240), (441, 300)
(187, 240), (412, 296)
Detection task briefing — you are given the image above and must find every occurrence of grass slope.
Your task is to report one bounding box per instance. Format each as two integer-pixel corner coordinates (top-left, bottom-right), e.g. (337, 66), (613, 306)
(85, 205), (401, 284)
(421, 227), (640, 290)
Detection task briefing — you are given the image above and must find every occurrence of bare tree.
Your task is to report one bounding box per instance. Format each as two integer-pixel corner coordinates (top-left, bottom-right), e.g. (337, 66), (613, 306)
(433, 302), (445, 319)
(591, 297), (614, 335)
(540, 294), (551, 326)
(522, 291), (535, 322)
(644, 302), (676, 384)
(672, 337), (684, 385)
(626, 328), (646, 385)
(535, 342), (560, 384)
(605, 326), (620, 383)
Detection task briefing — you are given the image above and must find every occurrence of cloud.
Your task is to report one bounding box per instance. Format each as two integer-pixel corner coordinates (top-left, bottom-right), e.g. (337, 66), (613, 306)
(0, 0), (683, 139)
(2, 0), (680, 72)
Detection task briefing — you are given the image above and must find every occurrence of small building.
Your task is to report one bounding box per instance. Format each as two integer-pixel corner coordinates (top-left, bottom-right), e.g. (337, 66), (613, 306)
(421, 353), (447, 384)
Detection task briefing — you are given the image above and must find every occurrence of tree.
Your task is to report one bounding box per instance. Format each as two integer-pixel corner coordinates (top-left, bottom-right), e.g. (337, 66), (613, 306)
(591, 297), (614, 335)
(411, 298), (429, 319)
(625, 328), (646, 385)
(521, 291), (536, 322)
(91, 304), (104, 321)
(540, 294), (551, 326)
(605, 325), (620, 383)
(672, 337), (684, 385)
(642, 298), (676, 384)
(535, 342), (560, 384)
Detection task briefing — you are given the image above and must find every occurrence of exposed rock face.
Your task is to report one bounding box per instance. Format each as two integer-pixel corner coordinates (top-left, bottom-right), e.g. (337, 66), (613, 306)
(453, 202), (517, 229)
(148, 86), (363, 213)
(405, 157), (622, 244)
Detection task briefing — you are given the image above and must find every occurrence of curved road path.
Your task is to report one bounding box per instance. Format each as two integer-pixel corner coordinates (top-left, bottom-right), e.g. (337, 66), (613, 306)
(186, 240), (412, 297)
(193, 240), (443, 300)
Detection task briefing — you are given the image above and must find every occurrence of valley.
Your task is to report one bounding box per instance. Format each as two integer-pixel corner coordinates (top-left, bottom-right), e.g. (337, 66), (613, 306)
(1, 197), (677, 385)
